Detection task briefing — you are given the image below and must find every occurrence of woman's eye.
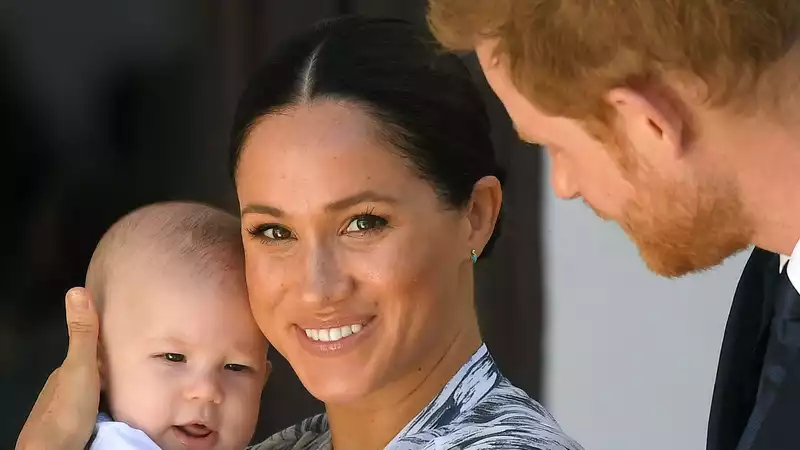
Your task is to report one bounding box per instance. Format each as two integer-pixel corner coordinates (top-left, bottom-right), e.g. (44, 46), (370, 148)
(345, 214), (388, 233)
(163, 353), (185, 363)
(261, 225), (293, 240)
(224, 363), (250, 372)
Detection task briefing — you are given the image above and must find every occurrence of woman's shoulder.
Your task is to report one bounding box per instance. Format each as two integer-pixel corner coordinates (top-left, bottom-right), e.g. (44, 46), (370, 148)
(392, 377), (584, 450)
(405, 424), (584, 450)
(247, 414), (331, 450)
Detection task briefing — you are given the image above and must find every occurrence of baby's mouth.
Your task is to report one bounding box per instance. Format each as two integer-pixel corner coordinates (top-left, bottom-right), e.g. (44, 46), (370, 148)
(172, 422), (219, 449)
(175, 423), (213, 438)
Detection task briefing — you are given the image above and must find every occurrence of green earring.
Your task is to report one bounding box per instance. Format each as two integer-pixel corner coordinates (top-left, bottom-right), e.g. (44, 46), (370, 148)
(471, 249), (478, 264)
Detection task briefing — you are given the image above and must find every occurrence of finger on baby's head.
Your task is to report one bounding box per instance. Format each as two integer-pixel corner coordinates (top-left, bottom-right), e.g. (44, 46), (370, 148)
(64, 287), (99, 365)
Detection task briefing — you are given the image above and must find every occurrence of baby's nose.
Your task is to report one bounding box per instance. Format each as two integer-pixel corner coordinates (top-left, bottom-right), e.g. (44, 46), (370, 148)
(184, 372), (224, 404)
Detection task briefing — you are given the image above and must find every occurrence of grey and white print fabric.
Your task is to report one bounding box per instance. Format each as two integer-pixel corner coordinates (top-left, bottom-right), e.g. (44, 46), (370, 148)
(252, 344), (583, 450)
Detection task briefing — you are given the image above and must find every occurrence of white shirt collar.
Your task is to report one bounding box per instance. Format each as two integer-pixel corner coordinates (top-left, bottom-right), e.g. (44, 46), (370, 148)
(779, 239), (800, 295)
(780, 254), (790, 272)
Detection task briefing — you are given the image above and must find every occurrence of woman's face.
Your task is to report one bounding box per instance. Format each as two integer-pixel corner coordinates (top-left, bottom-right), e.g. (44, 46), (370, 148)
(236, 101), (480, 405)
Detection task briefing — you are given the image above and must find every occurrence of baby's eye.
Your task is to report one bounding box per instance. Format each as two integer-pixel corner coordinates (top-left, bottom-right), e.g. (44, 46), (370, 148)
(163, 353), (185, 363)
(224, 363), (250, 372)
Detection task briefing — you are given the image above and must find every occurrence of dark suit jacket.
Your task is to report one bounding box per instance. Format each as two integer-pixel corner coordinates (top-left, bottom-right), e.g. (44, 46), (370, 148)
(707, 247), (800, 450)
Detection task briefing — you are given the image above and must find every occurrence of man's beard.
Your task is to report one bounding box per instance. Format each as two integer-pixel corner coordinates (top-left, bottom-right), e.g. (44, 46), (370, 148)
(617, 168), (752, 278)
(592, 132), (753, 278)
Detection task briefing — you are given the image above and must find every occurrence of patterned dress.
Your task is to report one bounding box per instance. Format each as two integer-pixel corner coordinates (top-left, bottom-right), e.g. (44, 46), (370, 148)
(251, 344), (583, 450)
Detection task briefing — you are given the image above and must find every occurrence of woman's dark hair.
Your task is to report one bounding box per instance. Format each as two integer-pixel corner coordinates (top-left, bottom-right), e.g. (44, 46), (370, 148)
(229, 15), (505, 256)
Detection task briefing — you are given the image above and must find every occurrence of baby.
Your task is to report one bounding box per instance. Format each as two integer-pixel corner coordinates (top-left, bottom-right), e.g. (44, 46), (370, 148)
(85, 201), (269, 450)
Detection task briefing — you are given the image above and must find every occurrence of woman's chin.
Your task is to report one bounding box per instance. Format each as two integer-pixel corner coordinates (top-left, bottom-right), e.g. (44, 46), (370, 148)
(299, 372), (377, 405)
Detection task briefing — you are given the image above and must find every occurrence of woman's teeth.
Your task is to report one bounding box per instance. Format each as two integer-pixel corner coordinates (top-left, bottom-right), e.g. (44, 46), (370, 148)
(304, 323), (363, 342)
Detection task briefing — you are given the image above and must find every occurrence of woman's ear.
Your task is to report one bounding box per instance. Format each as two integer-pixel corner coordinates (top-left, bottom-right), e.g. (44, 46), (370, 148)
(465, 176), (503, 258)
(263, 359), (273, 388)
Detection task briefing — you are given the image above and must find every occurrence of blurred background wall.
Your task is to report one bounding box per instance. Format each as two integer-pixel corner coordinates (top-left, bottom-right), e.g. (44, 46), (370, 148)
(542, 183), (749, 450)
(0, 1), (748, 450)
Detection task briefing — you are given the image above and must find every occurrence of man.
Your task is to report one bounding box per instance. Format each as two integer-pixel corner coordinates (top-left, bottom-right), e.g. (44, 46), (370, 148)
(427, 1), (800, 449)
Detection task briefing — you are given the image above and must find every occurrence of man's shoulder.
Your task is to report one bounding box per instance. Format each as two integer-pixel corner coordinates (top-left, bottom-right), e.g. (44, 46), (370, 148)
(745, 246), (780, 273)
(734, 246), (781, 296)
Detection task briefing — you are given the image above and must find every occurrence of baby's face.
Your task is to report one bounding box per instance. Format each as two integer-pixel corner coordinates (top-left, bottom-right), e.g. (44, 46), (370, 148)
(100, 266), (268, 450)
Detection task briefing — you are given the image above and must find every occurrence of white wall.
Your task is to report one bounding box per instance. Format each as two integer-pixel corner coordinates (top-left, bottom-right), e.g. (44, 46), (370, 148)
(541, 160), (750, 450)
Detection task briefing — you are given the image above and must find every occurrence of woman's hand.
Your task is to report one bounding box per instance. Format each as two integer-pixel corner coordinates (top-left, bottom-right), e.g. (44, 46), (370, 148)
(16, 288), (101, 450)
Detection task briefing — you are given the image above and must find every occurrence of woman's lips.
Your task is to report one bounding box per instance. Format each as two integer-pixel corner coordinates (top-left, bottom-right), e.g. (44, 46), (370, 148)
(295, 316), (376, 356)
(303, 322), (364, 342)
(298, 315), (375, 343)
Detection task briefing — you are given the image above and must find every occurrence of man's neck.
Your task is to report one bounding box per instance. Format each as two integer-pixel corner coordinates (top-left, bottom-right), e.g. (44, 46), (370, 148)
(326, 324), (482, 450)
(728, 113), (800, 255)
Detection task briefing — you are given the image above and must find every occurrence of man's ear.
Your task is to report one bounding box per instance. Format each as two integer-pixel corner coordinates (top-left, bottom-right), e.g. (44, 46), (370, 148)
(605, 85), (687, 160)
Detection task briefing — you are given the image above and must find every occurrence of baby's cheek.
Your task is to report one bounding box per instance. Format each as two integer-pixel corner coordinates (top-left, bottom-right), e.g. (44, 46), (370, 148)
(221, 376), (263, 446)
(108, 365), (181, 436)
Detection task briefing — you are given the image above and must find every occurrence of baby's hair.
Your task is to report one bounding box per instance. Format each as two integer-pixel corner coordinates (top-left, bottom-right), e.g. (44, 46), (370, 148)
(86, 201), (244, 313)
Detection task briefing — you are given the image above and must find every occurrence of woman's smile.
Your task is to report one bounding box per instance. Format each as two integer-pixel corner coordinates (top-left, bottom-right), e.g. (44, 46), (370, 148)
(299, 315), (374, 342)
(294, 316), (378, 357)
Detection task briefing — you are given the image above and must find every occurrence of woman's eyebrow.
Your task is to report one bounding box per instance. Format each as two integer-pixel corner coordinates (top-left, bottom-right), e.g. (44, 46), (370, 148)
(324, 190), (399, 212)
(240, 191), (399, 217)
(240, 203), (284, 218)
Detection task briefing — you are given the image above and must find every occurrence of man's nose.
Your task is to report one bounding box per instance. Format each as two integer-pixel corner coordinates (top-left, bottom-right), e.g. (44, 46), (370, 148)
(549, 151), (580, 200)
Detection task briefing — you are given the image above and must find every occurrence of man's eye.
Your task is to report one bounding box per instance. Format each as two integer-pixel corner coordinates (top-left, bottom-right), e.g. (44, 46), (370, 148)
(163, 353), (185, 363)
(224, 363), (250, 372)
(345, 214), (388, 233)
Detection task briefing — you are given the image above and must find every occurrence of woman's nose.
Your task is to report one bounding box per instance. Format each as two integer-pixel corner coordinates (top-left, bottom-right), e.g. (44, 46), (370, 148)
(184, 371), (223, 404)
(300, 242), (353, 307)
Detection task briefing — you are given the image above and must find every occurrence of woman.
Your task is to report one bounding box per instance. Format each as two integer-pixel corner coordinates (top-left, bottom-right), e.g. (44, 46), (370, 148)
(17, 16), (582, 450)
